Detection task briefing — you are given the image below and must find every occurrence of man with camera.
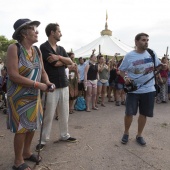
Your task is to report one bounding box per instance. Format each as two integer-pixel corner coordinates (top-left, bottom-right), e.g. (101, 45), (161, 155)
(119, 33), (161, 146)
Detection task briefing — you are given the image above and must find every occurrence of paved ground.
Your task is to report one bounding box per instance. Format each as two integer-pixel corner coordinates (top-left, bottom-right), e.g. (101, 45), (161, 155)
(0, 99), (170, 170)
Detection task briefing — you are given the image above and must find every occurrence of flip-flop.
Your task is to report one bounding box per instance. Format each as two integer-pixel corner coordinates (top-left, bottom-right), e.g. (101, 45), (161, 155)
(12, 163), (31, 170)
(24, 153), (42, 163)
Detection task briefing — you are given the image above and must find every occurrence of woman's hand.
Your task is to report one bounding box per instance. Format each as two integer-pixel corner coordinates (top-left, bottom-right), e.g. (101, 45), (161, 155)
(104, 64), (108, 69)
(37, 82), (55, 92)
(160, 79), (164, 84)
(37, 83), (48, 92)
(45, 82), (55, 92)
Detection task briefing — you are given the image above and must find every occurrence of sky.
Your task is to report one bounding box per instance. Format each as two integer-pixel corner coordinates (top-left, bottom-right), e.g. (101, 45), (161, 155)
(0, 0), (170, 57)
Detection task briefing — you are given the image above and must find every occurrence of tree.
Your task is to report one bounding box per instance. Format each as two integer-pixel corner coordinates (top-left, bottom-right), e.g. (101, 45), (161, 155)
(0, 35), (16, 61)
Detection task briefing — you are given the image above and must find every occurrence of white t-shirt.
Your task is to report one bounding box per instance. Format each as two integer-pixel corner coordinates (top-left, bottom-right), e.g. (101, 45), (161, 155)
(119, 50), (161, 93)
(65, 68), (69, 79)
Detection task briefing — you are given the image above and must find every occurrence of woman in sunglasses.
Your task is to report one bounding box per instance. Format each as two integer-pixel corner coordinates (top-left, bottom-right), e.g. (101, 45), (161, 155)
(6, 19), (54, 170)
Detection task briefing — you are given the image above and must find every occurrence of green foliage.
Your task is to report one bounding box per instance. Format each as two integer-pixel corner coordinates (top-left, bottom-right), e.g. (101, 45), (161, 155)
(0, 35), (16, 61)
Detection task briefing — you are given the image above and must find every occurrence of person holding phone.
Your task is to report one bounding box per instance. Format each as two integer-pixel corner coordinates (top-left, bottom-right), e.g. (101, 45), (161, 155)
(6, 18), (54, 170)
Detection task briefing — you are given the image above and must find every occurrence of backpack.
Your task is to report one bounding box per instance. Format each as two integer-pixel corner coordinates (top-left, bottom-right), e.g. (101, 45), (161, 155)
(74, 96), (86, 111)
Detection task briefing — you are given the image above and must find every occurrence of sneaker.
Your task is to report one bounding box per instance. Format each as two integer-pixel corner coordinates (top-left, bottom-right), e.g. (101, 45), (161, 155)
(121, 101), (126, 105)
(63, 137), (77, 143)
(162, 101), (167, 103)
(136, 136), (146, 146)
(116, 101), (120, 106)
(35, 144), (45, 152)
(121, 134), (129, 144)
(156, 99), (162, 104)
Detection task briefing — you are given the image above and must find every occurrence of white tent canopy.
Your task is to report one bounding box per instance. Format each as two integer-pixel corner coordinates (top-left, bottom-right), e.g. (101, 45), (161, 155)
(74, 35), (134, 58)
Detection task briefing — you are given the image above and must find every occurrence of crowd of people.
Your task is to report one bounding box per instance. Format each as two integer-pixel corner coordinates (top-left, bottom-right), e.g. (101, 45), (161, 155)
(1, 18), (170, 170)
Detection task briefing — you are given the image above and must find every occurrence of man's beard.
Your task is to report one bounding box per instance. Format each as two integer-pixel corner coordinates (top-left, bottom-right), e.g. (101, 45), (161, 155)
(144, 44), (148, 49)
(56, 38), (60, 42)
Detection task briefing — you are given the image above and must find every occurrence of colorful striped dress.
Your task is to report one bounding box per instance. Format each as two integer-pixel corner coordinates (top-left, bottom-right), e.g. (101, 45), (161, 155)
(7, 44), (43, 133)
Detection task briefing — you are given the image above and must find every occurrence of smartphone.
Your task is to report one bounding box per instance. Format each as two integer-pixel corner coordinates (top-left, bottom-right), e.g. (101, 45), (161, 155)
(48, 84), (55, 90)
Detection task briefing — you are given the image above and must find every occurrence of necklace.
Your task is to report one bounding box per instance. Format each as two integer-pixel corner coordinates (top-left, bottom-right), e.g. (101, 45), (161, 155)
(23, 47), (35, 62)
(28, 50), (34, 60)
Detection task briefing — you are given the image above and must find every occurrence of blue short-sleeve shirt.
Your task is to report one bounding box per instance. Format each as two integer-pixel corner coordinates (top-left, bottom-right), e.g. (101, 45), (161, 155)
(119, 50), (161, 93)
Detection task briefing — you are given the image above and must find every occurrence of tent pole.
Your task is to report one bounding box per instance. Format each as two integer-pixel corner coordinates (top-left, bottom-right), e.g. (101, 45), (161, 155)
(99, 45), (101, 55)
(165, 46), (169, 58)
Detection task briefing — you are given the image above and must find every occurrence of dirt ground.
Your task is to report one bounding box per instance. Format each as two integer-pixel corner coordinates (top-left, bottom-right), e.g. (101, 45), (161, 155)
(0, 99), (170, 170)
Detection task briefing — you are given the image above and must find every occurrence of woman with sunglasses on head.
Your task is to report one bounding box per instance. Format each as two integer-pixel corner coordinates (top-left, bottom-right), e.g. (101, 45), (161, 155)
(6, 19), (54, 170)
(95, 55), (109, 107)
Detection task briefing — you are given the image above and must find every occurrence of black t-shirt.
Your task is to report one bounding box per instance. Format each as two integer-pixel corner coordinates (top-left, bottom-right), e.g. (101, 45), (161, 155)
(109, 68), (117, 83)
(40, 41), (69, 88)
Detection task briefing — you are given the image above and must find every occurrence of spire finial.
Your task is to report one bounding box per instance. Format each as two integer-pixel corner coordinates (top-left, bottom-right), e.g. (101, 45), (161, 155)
(106, 10), (108, 22)
(101, 10), (112, 36)
(105, 10), (108, 30)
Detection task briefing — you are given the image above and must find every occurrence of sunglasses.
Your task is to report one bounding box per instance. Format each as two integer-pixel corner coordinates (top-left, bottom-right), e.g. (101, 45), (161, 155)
(26, 25), (38, 32)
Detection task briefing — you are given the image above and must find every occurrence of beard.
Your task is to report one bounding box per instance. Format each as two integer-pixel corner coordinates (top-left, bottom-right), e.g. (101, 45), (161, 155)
(56, 37), (60, 41)
(144, 44), (148, 49)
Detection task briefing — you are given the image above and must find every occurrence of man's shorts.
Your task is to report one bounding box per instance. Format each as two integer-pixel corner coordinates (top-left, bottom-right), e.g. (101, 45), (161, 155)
(78, 81), (85, 91)
(125, 91), (155, 117)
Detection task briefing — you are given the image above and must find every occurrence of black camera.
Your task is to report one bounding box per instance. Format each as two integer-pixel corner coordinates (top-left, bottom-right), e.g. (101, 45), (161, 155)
(124, 80), (137, 93)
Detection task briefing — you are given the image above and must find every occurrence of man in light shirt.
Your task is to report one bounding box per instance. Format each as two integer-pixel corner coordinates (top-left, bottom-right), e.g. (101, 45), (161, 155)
(78, 57), (86, 97)
(119, 33), (161, 146)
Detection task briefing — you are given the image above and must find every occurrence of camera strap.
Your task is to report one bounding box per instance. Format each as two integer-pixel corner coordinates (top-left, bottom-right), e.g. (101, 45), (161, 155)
(137, 70), (160, 89)
(137, 49), (161, 89)
(147, 48), (157, 83)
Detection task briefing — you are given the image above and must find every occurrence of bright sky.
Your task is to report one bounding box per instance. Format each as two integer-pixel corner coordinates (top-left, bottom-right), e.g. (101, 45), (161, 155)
(0, 0), (170, 57)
